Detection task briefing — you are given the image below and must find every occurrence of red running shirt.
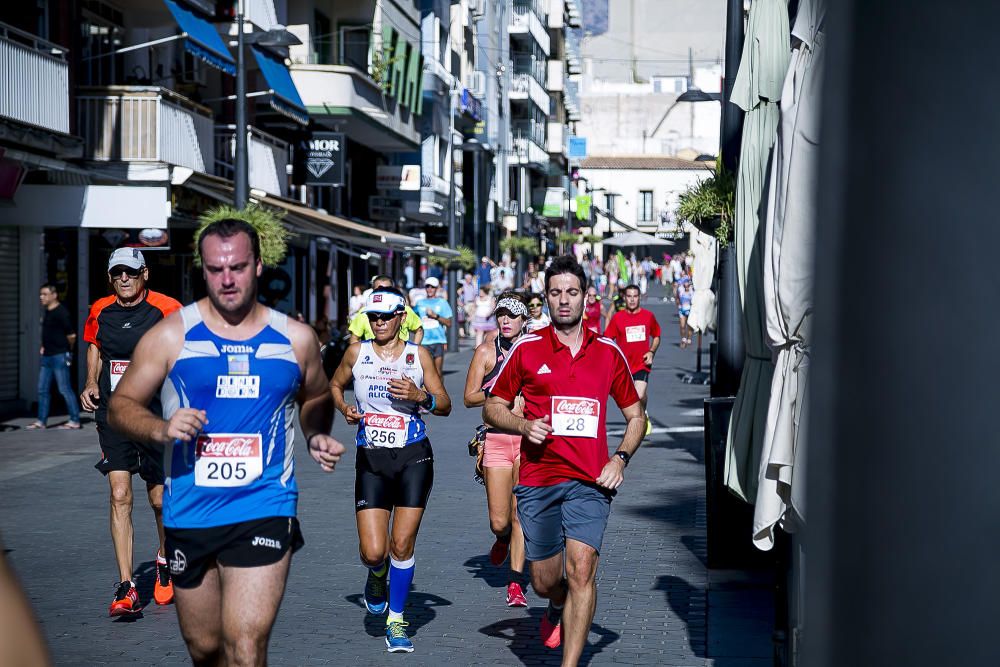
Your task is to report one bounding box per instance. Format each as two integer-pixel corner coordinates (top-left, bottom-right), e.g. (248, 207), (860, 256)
(490, 325), (639, 486)
(604, 308), (661, 373)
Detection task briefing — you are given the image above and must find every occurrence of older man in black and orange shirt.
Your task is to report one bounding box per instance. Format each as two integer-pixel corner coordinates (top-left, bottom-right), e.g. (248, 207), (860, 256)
(80, 248), (181, 616)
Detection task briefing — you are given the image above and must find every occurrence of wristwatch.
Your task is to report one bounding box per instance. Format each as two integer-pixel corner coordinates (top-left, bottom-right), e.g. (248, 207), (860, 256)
(419, 391), (436, 412)
(613, 451), (631, 467)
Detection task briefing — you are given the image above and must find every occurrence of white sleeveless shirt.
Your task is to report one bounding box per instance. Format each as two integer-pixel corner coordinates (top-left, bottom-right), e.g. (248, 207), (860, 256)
(351, 341), (426, 448)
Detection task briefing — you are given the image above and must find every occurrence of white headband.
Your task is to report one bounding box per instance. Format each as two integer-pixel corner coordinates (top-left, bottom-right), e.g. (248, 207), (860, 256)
(493, 297), (528, 318)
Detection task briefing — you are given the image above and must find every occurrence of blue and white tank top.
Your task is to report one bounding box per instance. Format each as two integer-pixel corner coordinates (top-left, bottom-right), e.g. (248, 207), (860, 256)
(351, 341), (426, 448)
(160, 304), (302, 529)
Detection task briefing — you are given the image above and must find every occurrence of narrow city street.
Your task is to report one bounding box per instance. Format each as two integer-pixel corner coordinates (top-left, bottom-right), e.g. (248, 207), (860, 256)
(0, 285), (772, 666)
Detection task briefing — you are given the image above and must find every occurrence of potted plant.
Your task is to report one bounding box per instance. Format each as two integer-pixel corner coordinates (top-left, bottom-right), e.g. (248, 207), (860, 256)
(675, 161), (736, 245)
(428, 244), (476, 272)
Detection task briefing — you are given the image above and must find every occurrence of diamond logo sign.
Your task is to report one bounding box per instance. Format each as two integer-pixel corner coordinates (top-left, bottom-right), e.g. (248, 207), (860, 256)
(307, 158), (335, 179)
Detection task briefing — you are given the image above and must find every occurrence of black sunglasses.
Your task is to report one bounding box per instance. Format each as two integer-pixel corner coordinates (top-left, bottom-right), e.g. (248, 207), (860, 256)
(367, 311), (400, 323)
(109, 266), (142, 279)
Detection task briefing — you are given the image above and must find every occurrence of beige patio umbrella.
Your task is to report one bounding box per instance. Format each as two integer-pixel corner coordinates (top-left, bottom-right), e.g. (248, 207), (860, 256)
(688, 227), (717, 333)
(753, 0), (826, 550)
(724, 0), (790, 502)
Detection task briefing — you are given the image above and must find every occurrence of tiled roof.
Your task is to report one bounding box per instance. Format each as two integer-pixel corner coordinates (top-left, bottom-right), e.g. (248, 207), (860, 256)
(579, 156), (712, 170)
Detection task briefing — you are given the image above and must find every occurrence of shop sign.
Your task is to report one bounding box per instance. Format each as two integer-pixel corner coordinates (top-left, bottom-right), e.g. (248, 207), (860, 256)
(376, 165), (420, 191)
(305, 132), (345, 186)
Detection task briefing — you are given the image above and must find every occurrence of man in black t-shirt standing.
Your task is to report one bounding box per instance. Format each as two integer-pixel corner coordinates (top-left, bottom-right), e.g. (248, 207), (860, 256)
(26, 284), (81, 430)
(79, 248), (181, 616)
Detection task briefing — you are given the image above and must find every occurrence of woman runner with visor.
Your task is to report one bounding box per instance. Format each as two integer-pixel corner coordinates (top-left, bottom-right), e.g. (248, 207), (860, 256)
(330, 287), (452, 653)
(463, 291), (531, 607)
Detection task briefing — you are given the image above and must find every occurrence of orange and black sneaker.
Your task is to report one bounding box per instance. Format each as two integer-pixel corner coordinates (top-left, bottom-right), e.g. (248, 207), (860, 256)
(108, 580), (139, 617)
(154, 555), (174, 605)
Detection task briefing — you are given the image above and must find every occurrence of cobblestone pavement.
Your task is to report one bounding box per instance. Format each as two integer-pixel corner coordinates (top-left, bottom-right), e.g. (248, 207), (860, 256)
(0, 284), (773, 666)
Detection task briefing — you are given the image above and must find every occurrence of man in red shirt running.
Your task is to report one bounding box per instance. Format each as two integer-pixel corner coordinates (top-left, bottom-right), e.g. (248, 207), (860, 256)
(603, 284), (660, 434)
(484, 255), (644, 665)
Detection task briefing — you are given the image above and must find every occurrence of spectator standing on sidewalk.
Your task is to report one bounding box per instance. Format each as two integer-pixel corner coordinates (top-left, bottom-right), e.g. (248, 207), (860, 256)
(461, 273), (478, 338)
(478, 257), (495, 291)
(27, 284), (81, 430)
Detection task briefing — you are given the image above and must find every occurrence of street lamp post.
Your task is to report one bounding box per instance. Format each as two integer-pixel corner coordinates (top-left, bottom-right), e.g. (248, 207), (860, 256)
(234, 1), (248, 208)
(447, 87), (459, 349)
(230, 4), (301, 209)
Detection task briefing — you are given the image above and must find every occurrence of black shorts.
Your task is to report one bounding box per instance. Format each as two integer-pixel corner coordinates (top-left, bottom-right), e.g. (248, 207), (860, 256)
(355, 439), (434, 512)
(94, 422), (165, 484)
(164, 516), (304, 589)
(632, 369), (650, 383)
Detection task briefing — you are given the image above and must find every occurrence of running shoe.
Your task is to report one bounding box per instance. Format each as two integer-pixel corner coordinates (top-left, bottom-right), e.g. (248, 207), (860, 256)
(506, 581), (528, 607)
(645, 416), (653, 436)
(540, 606), (562, 648)
(108, 580), (139, 616)
(385, 620), (414, 653)
(489, 537), (510, 566)
(154, 556), (174, 605)
(364, 567), (388, 615)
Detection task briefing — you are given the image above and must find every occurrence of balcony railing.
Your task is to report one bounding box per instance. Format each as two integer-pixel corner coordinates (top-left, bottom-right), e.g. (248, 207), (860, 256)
(0, 22), (69, 133)
(510, 72), (550, 113)
(78, 86), (213, 172)
(510, 0), (551, 55)
(510, 125), (548, 166)
(214, 125), (290, 197)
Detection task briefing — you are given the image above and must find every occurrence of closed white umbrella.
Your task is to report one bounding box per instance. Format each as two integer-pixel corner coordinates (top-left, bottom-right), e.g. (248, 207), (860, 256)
(753, 0), (826, 550)
(724, 0), (790, 502)
(687, 227), (717, 333)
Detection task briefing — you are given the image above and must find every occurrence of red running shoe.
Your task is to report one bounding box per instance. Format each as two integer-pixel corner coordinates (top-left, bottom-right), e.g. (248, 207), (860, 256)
(109, 580), (139, 616)
(506, 581), (528, 607)
(154, 556), (174, 605)
(540, 609), (561, 648)
(489, 538), (510, 566)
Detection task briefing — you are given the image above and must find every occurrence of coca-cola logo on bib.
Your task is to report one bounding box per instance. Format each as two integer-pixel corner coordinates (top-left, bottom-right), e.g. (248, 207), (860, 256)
(554, 399), (598, 416)
(197, 435), (261, 457)
(110, 360), (129, 375)
(366, 414), (405, 429)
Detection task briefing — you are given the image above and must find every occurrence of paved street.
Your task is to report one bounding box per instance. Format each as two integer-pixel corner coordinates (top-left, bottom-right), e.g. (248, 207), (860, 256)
(0, 285), (772, 666)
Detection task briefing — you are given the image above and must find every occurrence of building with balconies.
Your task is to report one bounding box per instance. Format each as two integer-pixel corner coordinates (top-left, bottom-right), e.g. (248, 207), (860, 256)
(0, 0), (455, 413)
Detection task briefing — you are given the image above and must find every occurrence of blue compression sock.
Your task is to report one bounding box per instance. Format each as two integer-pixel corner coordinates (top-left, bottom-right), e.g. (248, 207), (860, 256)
(388, 556), (415, 616)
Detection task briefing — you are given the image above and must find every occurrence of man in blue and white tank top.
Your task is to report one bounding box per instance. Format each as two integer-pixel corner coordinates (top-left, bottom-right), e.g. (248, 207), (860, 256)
(109, 218), (346, 666)
(330, 287), (452, 653)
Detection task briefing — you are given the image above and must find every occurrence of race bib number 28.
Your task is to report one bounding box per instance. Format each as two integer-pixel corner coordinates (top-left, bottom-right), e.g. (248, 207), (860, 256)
(194, 434), (263, 487)
(551, 397), (600, 438)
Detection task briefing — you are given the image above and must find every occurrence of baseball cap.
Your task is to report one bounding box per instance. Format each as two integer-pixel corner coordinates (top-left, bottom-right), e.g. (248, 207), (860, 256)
(365, 290), (406, 315)
(424, 277), (440, 287)
(108, 247), (145, 272)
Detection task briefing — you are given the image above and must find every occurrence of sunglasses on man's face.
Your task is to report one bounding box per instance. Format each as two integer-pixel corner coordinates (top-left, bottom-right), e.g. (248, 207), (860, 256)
(109, 266), (142, 280)
(367, 312), (399, 323)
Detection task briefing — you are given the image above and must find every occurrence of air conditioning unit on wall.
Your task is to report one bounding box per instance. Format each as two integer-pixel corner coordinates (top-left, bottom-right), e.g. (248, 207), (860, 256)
(466, 70), (487, 98)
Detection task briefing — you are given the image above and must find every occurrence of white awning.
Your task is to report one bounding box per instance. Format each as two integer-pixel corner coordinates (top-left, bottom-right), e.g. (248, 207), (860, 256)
(3, 185), (169, 228)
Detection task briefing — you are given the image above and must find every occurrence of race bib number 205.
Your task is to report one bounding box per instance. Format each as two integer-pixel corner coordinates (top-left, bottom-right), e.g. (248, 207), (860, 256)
(551, 397), (600, 438)
(195, 434), (263, 487)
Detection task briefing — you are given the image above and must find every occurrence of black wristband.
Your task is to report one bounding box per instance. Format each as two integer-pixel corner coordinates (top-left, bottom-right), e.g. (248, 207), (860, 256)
(613, 451), (631, 467)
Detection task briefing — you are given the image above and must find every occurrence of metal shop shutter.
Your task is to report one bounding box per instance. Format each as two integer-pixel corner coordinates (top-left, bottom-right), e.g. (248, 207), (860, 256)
(0, 227), (19, 401)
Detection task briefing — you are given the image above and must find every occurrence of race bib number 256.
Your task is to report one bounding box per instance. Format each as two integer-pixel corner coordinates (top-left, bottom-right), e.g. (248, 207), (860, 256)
(551, 397), (600, 438)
